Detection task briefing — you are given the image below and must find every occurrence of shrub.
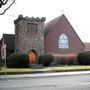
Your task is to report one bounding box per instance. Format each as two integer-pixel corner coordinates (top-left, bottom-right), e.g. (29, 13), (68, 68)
(54, 56), (77, 65)
(54, 57), (66, 65)
(38, 54), (54, 66)
(67, 56), (77, 65)
(77, 52), (90, 65)
(6, 53), (29, 68)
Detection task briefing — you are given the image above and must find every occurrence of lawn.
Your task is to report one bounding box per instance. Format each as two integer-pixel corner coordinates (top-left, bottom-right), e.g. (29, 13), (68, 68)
(47, 65), (90, 71)
(0, 67), (33, 73)
(0, 65), (90, 74)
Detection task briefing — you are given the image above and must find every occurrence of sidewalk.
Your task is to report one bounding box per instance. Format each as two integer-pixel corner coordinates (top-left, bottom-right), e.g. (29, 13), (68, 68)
(0, 71), (90, 79)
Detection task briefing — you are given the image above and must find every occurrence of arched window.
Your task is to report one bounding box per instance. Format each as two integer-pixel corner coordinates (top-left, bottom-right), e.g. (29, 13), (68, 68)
(58, 33), (69, 49)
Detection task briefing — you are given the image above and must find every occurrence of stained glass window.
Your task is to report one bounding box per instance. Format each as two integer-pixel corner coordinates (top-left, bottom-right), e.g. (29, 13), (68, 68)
(58, 33), (69, 49)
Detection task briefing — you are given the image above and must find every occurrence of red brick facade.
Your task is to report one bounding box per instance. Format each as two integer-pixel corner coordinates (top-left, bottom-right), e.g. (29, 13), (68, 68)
(44, 14), (85, 58)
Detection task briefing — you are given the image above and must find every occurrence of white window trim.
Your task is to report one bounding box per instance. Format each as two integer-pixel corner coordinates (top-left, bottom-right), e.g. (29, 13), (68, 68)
(58, 33), (69, 49)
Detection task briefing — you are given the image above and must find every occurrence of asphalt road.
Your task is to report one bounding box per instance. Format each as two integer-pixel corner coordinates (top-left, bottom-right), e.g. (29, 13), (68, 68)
(0, 74), (90, 90)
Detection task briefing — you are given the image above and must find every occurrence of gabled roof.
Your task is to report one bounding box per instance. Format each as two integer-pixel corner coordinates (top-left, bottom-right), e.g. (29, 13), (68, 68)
(44, 14), (85, 48)
(84, 43), (90, 51)
(3, 34), (15, 50)
(44, 14), (63, 35)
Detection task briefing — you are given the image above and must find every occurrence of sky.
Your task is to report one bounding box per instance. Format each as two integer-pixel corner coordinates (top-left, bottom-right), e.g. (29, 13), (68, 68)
(0, 0), (90, 42)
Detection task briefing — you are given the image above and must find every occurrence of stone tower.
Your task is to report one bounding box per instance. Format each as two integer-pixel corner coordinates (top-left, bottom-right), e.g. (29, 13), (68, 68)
(14, 15), (46, 63)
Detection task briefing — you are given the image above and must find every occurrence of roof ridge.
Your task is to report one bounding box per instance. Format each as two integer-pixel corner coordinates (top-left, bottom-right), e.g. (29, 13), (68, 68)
(45, 14), (63, 27)
(44, 14), (64, 35)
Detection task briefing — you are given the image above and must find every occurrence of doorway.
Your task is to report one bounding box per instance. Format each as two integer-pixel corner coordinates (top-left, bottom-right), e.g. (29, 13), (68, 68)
(28, 50), (37, 64)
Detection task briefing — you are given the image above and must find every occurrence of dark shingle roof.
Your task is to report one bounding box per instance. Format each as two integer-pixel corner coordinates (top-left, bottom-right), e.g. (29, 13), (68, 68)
(44, 14), (63, 35)
(3, 34), (15, 50)
(84, 43), (90, 51)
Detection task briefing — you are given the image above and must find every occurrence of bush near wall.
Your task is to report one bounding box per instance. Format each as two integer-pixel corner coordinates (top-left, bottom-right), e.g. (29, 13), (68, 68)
(77, 52), (90, 65)
(38, 54), (54, 66)
(55, 56), (77, 65)
(6, 53), (29, 68)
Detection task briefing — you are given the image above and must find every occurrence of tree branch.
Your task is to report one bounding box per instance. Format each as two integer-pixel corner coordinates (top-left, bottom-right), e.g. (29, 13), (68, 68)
(0, 0), (15, 15)
(2, 0), (8, 5)
(0, 0), (8, 7)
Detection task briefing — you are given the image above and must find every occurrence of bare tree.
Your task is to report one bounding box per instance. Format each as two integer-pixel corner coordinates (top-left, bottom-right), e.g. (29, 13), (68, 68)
(0, 0), (15, 15)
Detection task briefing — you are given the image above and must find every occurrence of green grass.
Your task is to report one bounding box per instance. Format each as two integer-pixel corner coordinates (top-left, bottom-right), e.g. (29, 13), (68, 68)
(0, 65), (90, 73)
(0, 68), (33, 73)
(47, 65), (90, 71)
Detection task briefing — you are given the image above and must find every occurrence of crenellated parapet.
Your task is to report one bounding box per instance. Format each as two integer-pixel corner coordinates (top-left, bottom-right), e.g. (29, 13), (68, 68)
(14, 15), (46, 57)
(14, 15), (46, 24)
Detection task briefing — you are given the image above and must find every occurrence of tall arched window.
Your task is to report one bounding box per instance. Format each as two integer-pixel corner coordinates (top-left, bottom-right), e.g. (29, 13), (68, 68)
(58, 33), (69, 49)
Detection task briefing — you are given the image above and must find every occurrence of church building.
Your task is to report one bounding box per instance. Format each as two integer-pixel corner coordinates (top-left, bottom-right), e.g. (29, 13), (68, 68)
(0, 14), (87, 64)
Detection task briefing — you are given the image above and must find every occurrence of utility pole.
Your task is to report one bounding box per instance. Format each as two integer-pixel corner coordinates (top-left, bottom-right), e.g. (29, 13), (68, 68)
(1, 38), (7, 78)
(4, 44), (6, 78)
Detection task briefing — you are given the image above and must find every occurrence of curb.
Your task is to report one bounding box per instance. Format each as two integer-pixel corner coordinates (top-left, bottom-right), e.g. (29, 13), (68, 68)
(0, 71), (90, 79)
(0, 69), (90, 75)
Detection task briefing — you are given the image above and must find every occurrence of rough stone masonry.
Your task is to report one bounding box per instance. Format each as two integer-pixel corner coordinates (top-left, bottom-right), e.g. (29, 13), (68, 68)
(14, 15), (46, 57)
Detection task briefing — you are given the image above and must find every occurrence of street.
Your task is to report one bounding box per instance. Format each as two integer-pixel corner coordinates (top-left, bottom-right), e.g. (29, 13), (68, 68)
(0, 73), (90, 90)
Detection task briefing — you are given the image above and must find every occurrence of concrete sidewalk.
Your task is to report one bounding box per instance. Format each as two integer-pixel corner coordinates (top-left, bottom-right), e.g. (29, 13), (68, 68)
(0, 71), (90, 79)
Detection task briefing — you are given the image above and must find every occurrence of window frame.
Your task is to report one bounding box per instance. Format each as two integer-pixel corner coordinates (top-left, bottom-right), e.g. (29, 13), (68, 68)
(58, 33), (69, 49)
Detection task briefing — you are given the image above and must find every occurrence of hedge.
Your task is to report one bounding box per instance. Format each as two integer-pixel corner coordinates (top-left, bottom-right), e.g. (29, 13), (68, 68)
(77, 52), (90, 65)
(38, 54), (54, 66)
(55, 56), (77, 65)
(6, 53), (29, 68)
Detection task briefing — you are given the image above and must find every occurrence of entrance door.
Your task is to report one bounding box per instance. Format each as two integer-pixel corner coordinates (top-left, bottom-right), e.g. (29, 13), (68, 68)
(28, 50), (37, 64)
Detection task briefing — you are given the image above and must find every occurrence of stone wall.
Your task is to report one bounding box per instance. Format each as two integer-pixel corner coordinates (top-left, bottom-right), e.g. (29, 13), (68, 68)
(14, 15), (46, 56)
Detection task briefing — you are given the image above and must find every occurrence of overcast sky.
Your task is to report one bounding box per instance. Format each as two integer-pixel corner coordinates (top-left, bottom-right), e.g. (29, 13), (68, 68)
(0, 0), (90, 42)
